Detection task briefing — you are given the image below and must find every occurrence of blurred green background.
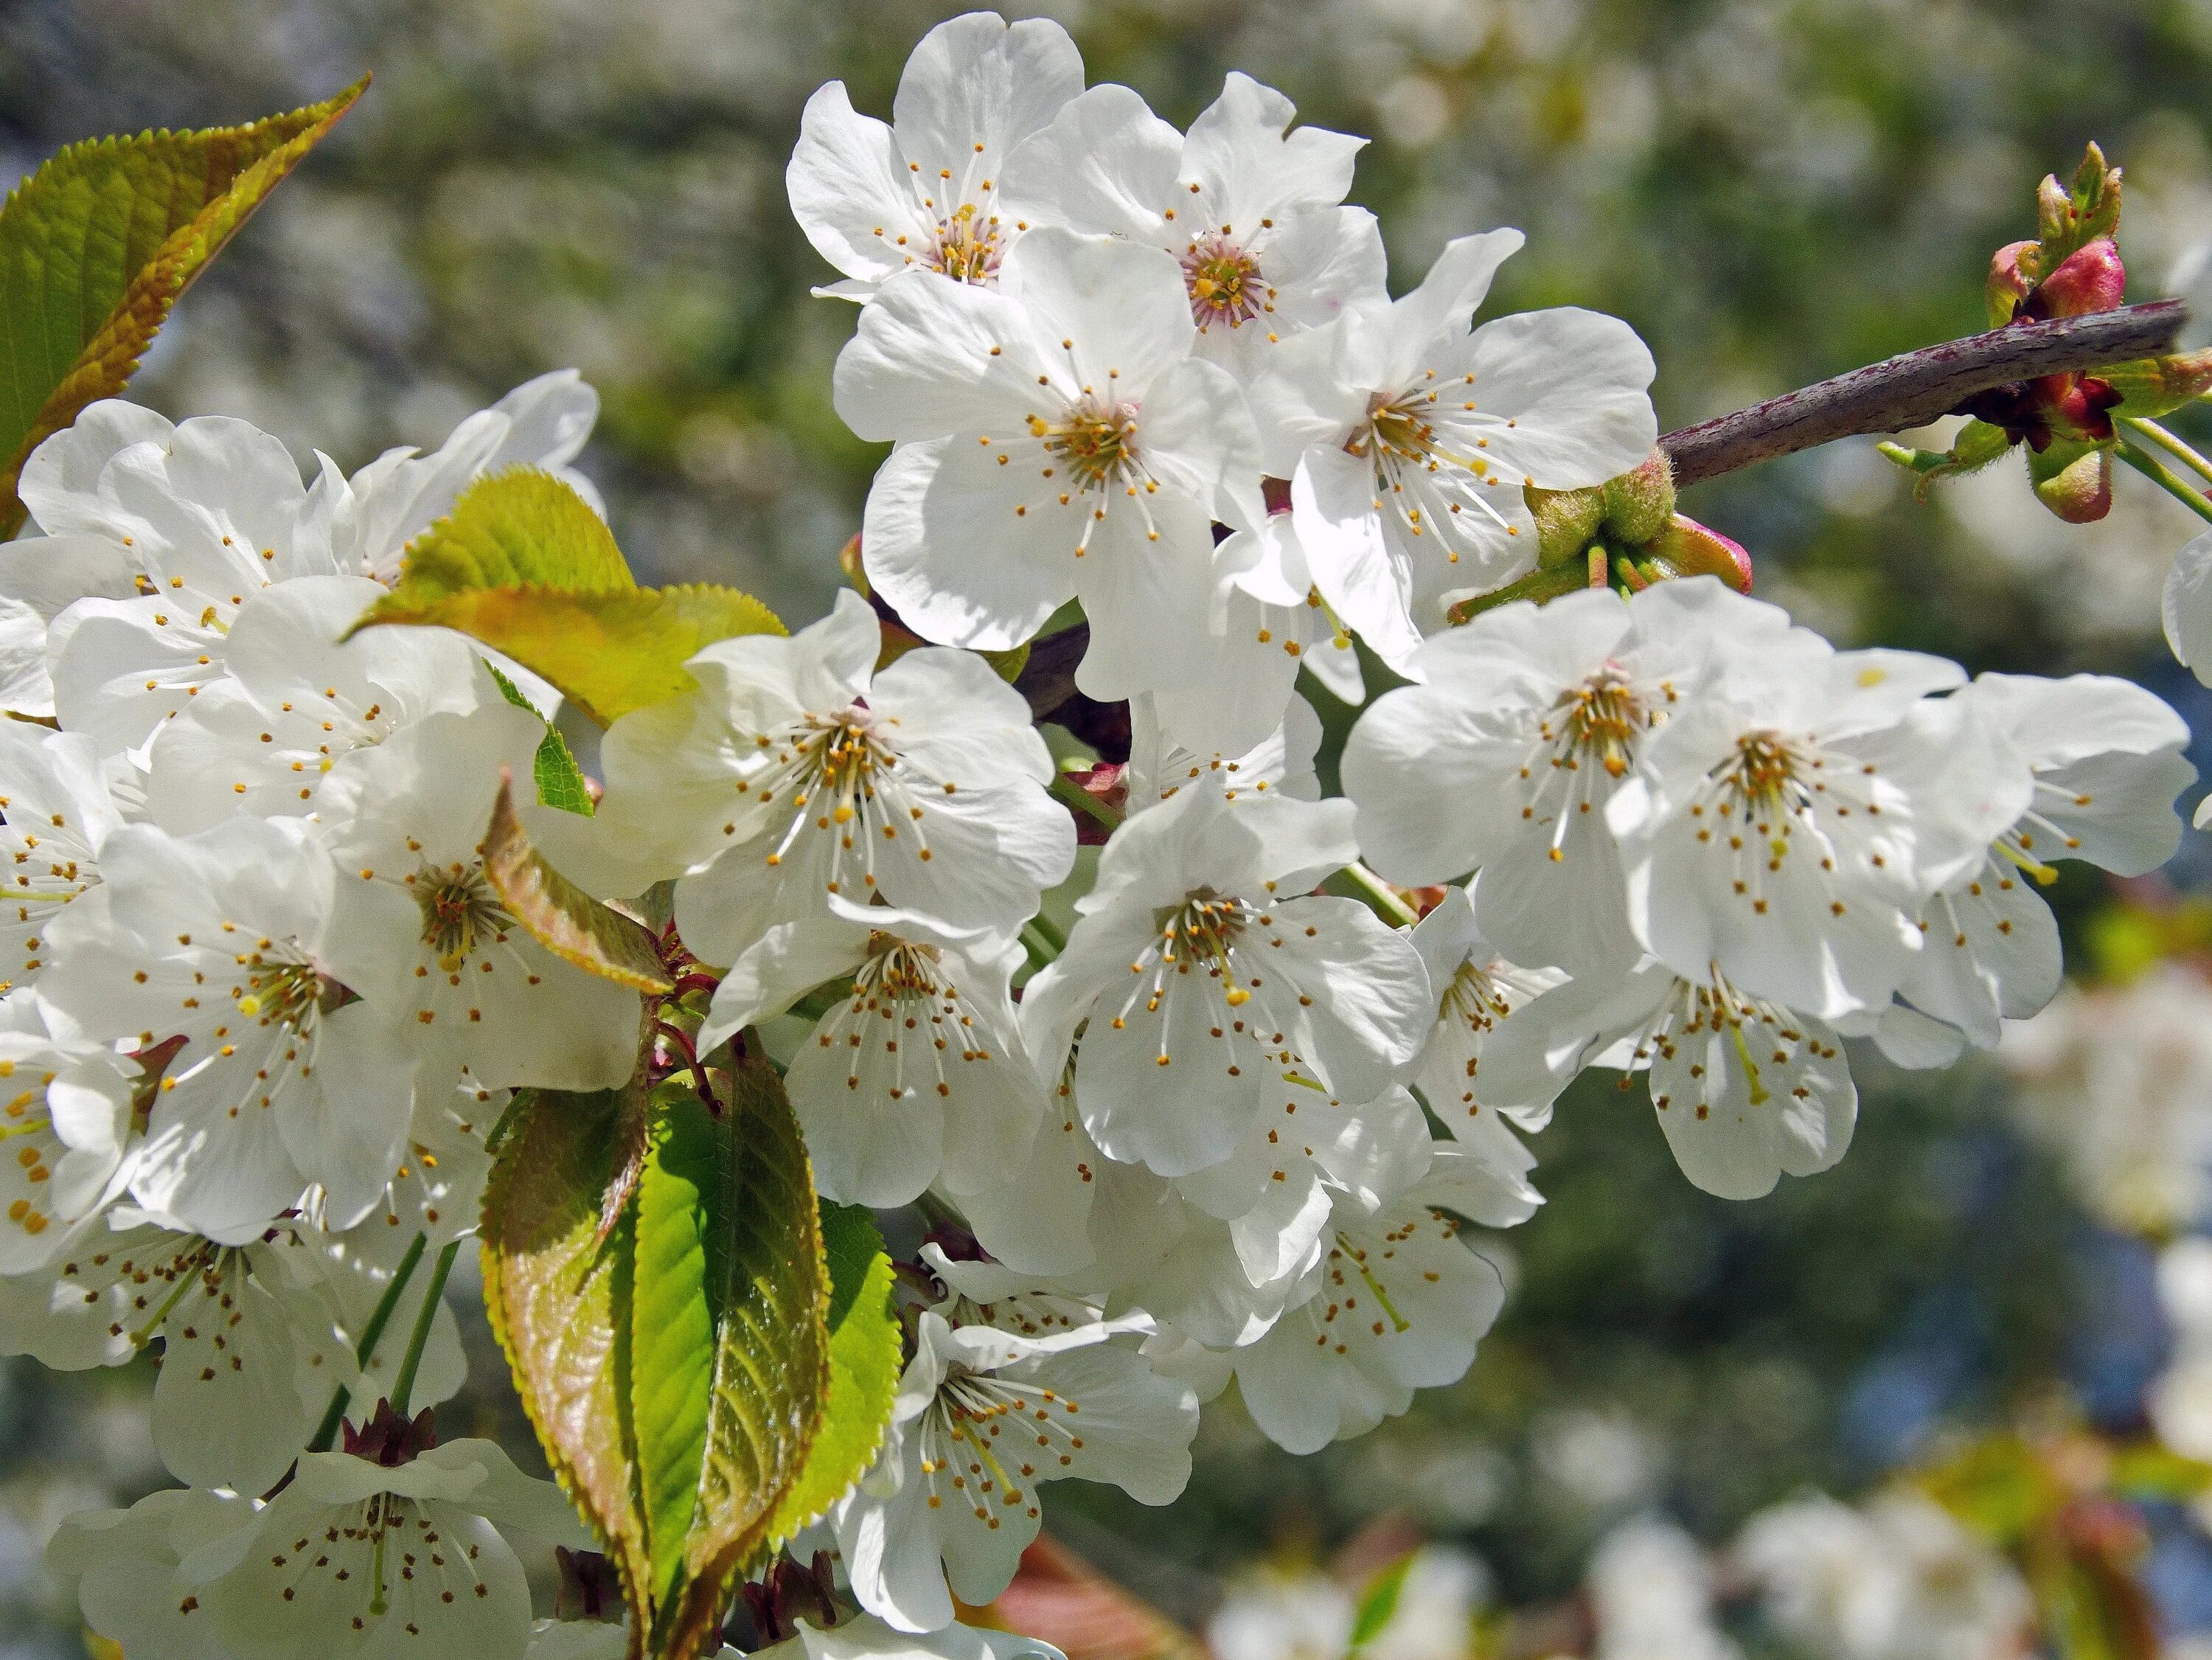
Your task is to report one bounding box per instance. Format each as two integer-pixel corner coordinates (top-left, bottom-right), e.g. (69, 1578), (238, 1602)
(10, 1), (2212, 1653)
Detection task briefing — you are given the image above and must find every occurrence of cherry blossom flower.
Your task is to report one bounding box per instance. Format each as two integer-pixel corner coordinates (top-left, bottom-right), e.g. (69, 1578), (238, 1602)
(144, 575), (490, 835)
(319, 704), (642, 1094)
(1478, 957), (1857, 1201)
(1020, 777), (1430, 1178)
(788, 11), (1085, 299)
(588, 590), (1072, 943)
(703, 896), (1042, 1206)
(832, 229), (1270, 749)
(1607, 614), (2027, 1021)
(1000, 72), (1385, 378)
(0, 719), (126, 990)
(1229, 1146), (1517, 1454)
(831, 1307), (1196, 1633)
(179, 1431), (588, 1660)
(1248, 231), (1657, 667)
(41, 816), (417, 1237)
(1342, 580), (1774, 973)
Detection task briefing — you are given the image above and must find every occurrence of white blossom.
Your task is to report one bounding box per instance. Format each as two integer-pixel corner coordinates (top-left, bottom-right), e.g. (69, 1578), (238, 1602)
(1342, 580), (1772, 973)
(787, 11), (1085, 299)
(1248, 232), (1657, 667)
(1021, 777), (1430, 1178)
(705, 897), (1043, 1207)
(999, 72), (1385, 378)
(177, 1435), (587, 1660)
(35, 414), (350, 755)
(1480, 957), (1857, 1201)
(832, 1307), (1196, 1633)
(144, 575), (489, 834)
(588, 589), (1073, 942)
(833, 229), (1273, 751)
(1607, 615), (2025, 1021)
(1403, 883), (1565, 1138)
(319, 703), (643, 1094)
(1886, 672), (2192, 1052)
(41, 816), (419, 1237)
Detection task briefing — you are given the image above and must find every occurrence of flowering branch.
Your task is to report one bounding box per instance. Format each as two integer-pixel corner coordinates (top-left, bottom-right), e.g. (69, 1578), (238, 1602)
(1660, 298), (2187, 487)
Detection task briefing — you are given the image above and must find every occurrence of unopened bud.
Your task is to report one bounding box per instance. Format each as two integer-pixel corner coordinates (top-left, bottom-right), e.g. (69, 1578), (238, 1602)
(838, 531), (868, 595)
(1528, 484), (1606, 569)
(2104, 350), (2212, 419)
(2027, 237), (2126, 319)
(1988, 240), (2039, 325)
(1639, 515), (1753, 592)
(1599, 449), (1677, 546)
(2027, 440), (2113, 522)
(2036, 142), (2122, 259)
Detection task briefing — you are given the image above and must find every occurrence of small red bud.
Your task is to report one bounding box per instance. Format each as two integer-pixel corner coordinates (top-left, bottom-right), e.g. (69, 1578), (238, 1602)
(2027, 237), (2126, 319)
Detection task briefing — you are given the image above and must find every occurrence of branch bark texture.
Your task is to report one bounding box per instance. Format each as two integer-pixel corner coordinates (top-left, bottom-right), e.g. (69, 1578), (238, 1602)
(1659, 298), (2186, 487)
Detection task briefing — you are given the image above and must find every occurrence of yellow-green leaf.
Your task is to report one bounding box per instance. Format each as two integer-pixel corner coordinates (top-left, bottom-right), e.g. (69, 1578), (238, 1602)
(0, 79), (366, 534)
(768, 1202), (902, 1542)
(481, 774), (672, 994)
(351, 470), (785, 726)
(479, 1087), (653, 1630)
(380, 468), (634, 600)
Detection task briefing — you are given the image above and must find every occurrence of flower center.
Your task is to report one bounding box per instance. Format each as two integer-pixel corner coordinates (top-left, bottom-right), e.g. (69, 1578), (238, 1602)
(1555, 669), (1645, 779)
(1713, 732), (1805, 821)
(236, 957), (327, 1029)
(1180, 234), (1269, 330)
(1156, 891), (1251, 1004)
(1029, 399), (1141, 497)
(1440, 958), (1513, 1034)
(754, 712), (927, 897)
(414, 868), (511, 969)
(928, 203), (1003, 284)
(859, 931), (945, 999)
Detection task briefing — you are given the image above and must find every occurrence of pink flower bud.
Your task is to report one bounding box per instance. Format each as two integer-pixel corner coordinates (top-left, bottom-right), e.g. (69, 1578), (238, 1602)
(1987, 240), (2038, 324)
(1645, 515), (1753, 591)
(2027, 237), (2126, 319)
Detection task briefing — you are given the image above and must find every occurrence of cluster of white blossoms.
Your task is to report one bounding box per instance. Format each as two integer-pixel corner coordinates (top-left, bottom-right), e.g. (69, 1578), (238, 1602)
(0, 10), (2202, 1659)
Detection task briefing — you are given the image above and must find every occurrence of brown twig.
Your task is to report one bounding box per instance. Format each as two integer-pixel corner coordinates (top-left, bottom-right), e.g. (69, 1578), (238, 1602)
(1660, 299), (2186, 487)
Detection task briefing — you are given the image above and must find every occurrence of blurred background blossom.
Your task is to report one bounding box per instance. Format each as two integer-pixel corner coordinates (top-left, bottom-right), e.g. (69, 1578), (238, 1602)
(15, 0), (2212, 1655)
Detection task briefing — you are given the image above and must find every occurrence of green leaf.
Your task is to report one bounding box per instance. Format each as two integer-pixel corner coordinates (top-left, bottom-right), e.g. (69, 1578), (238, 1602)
(631, 1089), (719, 1608)
(350, 469), (785, 726)
(479, 1087), (653, 1630)
(487, 662), (596, 816)
(768, 1202), (902, 1542)
(1350, 1552), (1415, 1650)
(484, 1050), (833, 1660)
(0, 78), (366, 535)
(481, 773), (672, 994)
(658, 1047), (831, 1659)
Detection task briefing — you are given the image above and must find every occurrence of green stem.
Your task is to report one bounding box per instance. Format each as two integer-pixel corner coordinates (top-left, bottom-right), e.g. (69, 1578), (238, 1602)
(1050, 771), (1123, 832)
(307, 1232), (428, 1453)
(2121, 415), (2212, 485)
(1020, 920), (1060, 972)
(389, 1238), (461, 1420)
(2116, 437), (2212, 527)
(1332, 860), (1421, 928)
(1026, 909), (1066, 952)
